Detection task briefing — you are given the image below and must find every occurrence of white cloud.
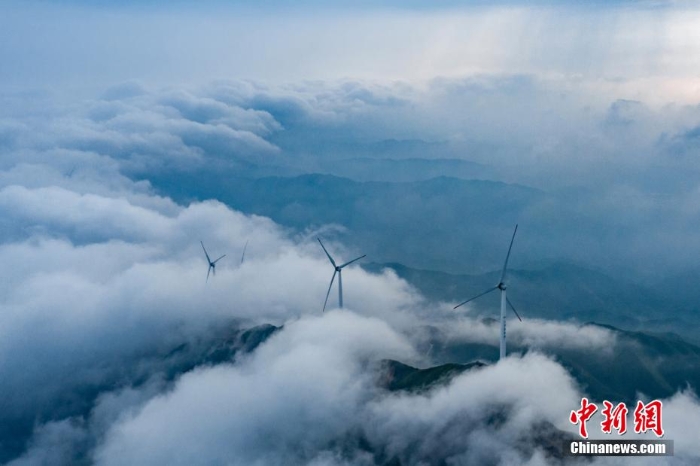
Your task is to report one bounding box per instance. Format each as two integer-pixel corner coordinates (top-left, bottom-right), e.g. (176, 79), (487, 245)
(4, 3), (700, 106)
(94, 311), (415, 466)
(0, 61), (699, 463)
(440, 316), (617, 353)
(365, 352), (582, 464)
(0, 169), (424, 439)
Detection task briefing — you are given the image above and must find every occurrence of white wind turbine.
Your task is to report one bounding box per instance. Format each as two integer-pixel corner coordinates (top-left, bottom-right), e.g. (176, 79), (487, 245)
(454, 225), (522, 360)
(201, 241), (226, 282)
(318, 238), (366, 312)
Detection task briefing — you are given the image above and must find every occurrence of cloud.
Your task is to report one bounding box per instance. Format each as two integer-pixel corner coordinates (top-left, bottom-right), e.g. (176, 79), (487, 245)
(364, 352), (582, 465)
(0, 103), (623, 464)
(100, 81), (148, 101)
(0, 157), (424, 463)
(439, 316), (617, 353)
(93, 311), (414, 466)
(2, 62), (700, 463)
(88, 319), (586, 466)
(656, 390), (700, 458)
(0, 86), (283, 178)
(7, 74), (700, 282)
(2, 2), (700, 102)
(0, 185), (174, 242)
(6, 418), (89, 466)
(88, 331), (700, 465)
(0, 149), (694, 465)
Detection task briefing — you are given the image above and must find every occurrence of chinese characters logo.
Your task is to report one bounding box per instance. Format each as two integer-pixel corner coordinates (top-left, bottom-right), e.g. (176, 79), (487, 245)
(570, 398), (663, 438)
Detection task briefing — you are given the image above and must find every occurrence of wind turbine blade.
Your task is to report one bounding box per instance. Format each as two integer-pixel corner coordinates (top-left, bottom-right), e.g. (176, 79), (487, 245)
(206, 266), (211, 282)
(453, 286), (499, 309)
(339, 254), (366, 268)
(317, 238), (336, 267)
(499, 224), (518, 284)
(322, 270), (337, 313)
(507, 297), (522, 322)
(201, 241), (211, 263)
(213, 254), (226, 264)
(241, 240), (248, 264)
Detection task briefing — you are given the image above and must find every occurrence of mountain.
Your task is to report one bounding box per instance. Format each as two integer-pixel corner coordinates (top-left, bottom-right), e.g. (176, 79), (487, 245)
(161, 323), (281, 378)
(0, 323), (280, 464)
(378, 359), (487, 393)
(149, 172), (543, 273)
(427, 321), (700, 404)
(315, 157), (494, 183)
(363, 261), (700, 342)
(559, 323), (700, 403)
(5, 317), (699, 464)
(182, 320), (700, 419)
(655, 266), (700, 312)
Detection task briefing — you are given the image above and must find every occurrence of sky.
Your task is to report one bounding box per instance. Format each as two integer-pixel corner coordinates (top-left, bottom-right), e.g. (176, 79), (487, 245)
(3, 1), (700, 465)
(2, 0), (700, 105)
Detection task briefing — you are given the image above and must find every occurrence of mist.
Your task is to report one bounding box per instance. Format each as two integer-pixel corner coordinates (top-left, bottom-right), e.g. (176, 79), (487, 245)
(3, 0), (700, 464)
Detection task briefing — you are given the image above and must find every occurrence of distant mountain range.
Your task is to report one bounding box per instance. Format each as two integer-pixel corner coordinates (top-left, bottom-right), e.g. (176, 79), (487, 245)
(151, 171), (700, 294)
(315, 157), (495, 183)
(148, 169), (700, 335)
(363, 261), (700, 341)
(150, 172), (543, 273)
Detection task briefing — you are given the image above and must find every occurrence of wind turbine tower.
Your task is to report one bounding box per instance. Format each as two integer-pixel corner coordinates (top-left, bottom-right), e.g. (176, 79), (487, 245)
(240, 240), (248, 265)
(454, 225), (522, 360)
(317, 238), (366, 312)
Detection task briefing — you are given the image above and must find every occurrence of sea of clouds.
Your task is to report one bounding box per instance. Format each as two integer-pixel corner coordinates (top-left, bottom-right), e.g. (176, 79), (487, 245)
(1, 80), (699, 465)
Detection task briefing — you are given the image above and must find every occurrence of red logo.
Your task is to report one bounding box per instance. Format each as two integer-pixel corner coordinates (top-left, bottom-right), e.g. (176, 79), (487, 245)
(601, 401), (628, 435)
(633, 400), (664, 437)
(570, 399), (664, 438)
(569, 397), (598, 439)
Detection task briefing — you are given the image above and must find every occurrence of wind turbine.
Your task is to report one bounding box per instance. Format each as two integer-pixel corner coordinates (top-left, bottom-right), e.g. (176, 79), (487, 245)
(318, 238), (366, 312)
(454, 225), (522, 360)
(201, 241), (226, 282)
(240, 240), (248, 265)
